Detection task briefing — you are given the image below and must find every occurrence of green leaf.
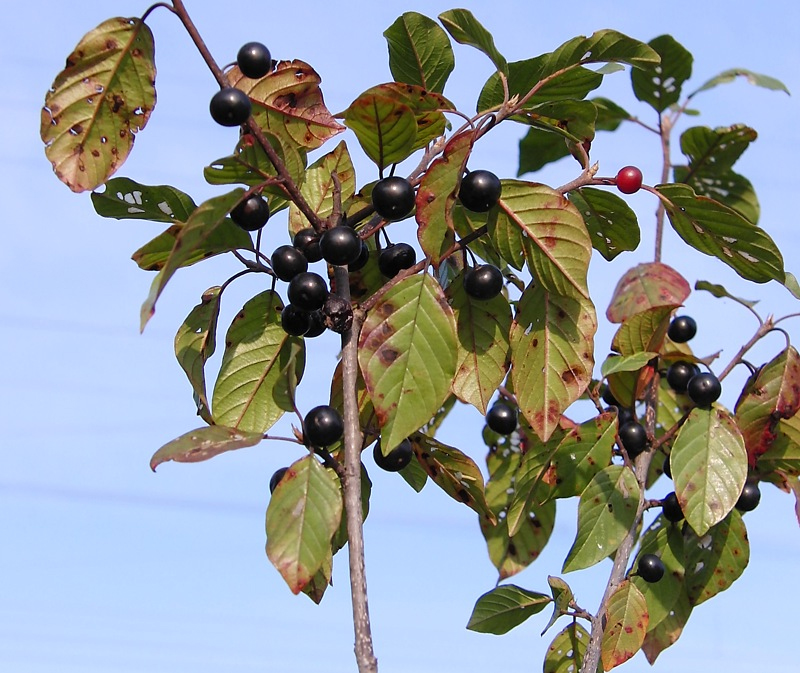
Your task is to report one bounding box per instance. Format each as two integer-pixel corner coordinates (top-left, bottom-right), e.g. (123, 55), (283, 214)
(41, 17), (156, 192)
(542, 576), (573, 635)
(694, 280), (757, 309)
(174, 287), (221, 424)
(550, 412), (616, 500)
(679, 124), (756, 174)
(452, 206), (505, 268)
(544, 623), (596, 673)
(518, 127), (571, 175)
(466, 584), (550, 634)
(606, 262), (690, 324)
(671, 406), (748, 536)
(641, 591), (691, 664)
(91, 178), (196, 222)
(563, 465), (640, 573)
(384, 12), (455, 94)
(438, 9), (507, 74)
(631, 35), (692, 113)
(448, 270), (512, 414)
(600, 580), (649, 671)
(784, 272), (800, 301)
(601, 353), (658, 378)
(149, 425), (263, 471)
(684, 509), (749, 606)
(523, 100), (599, 144)
(568, 188), (640, 261)
(547, 30), (660, 72)
(611, 305), (676, 356)
(510, 282), (596, 441)
(342, 93), (417, 170)
(139, 189), (244, 330)
(689, 68), (790, 97)
(358, 274), (457, 452)
(212, 291), (305, 433)
(266, 455), (343, 594)
(592, 97), (632, 131)
(658, 182), (784, 285)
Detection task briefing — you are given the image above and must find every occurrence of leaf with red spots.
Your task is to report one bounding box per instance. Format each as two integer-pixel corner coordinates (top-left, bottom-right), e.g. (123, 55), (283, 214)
(550, 411), (617, 499)
(510, 281), (597, 442)
(671, 407), (747, 536)
(266, 455), (343, 595)
(230, 60), (345, 151)
(757, 414), (800, 477)
(735, 346), (800, 467)
(466, 584), (550, 634)
(358, 274), (457, 452)
(600, 580), (649, 671)
(544, 622), (597, 673)
(212, 291), (305, 434)
(149, 425), (263, 471)
(562, 465), (639, 573)
(606, 262), (690, 324)
(41, 17), (156, 192)
(641, 591), (691, 664)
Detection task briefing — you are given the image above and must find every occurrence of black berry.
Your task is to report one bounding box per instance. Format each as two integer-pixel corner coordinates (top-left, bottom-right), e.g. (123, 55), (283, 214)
(666, 361), (700, 394)
(373, 438), (413, 472)
(231, 194), (270, 231)
(319, 226), (362, 266)
(686, 372), (721, 408)
(736, 481), (761, 512)
(637, 553), (665, 583)
(463, 265), (504, 300)
(614, 406), (636, 426)
(668, 315), (697, 343)
(616, 166), (643, 194)
(304, 310), (327, 338)
(281, 304), (311, 336)
(602, 386), (620, 407)
(293, 227), (323, 263)
(303, 405), (344, 447)
(271, 245), (308, 281)
(459, 170), (502, 212)
(288, 272), (329, 311)
(348, 241), (370, 272)
(619, 421), (647, 459)
(486, 402), (517, 435)
(377, 243), (416, 278)
(661, 492), (684, 522)
(372, 177), (416, 221)
(210, 87), (251, 127)
(237, 41), (272, 79)
(269, 467), (288, 494)
(662, 455), (672, 479)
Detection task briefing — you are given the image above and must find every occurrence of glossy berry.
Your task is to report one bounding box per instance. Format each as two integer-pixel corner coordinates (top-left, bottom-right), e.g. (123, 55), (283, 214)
(736, 481), (761, 512)
(662, 455), (672, 480)
(280, 304), (311, 336)
(319, 226), (362, 266)
(668, 315), (697, 343)
(601, 386), (620, 407)
(619, 421), (647, 459)
(303, 405), (344, 447)
(373, 438), (413, 472)
(486, 402), (517, 435)
(287, 271), (329, 311)
(231, 194), (270, 231)
(463, 265), (503, 300)
(348, 241), (370, 272)
(666, 361), (700, 394)
(662, 492), (684, 522)
(293, 228), (323, 263)
(615, 166), (643, 194)
(614, 406), (636, 427)
(459, 170), (502, 212)
(209, 87), (252, 127)
(378, 243), (416, 278)
(304, 310), (327, 338)
(271, 245), (308, 281)
(237, 41), (272, 79)
(686, 372), (722, 408)
(637, 553), (665, 583)
(269, 467), (288, 494)
(371, 176), (416, 221)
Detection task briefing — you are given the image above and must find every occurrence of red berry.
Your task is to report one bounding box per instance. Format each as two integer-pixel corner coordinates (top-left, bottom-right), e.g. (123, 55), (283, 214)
(616, 166), (643, 194)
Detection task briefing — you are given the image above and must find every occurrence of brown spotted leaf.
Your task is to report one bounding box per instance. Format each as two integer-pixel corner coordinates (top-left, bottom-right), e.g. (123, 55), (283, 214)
(601, 580), (649, 671)
(358, 274), (457, 452)
(611, 305), (677, 356)
(757, 414), (800, 477)
(150, 425), (263, 471)
(606, 263), (690, 324)
(41, 17), (156, 192)
(550, 411), (617, 499)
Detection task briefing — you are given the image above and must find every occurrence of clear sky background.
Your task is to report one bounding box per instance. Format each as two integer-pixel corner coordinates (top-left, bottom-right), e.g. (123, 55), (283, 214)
(3, 1), (800, 672)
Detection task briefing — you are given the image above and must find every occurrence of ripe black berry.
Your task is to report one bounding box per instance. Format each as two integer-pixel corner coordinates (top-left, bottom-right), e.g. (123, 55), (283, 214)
(281, 304), (311, 336)
(231, 194), (270, 231)
(459, 170), (502, 212)
(304, 310), (327, 338)
(377, 243), (416, 278)
(686, 372), (721, 408)
(616, 166), (643, 194)
(666, 361), (700, 394)
(613, 406), (636, 427)
(662, 455), (672, 479)
(237, 41), (272, 79)
(209, 87), (252, 127)
(601, 386), (620, 407)
(319, 226), (362, 266)
(661, 492), (684, 522)
(293, 227), (323, 263)
(618, 421), (647, 459)
(463, 265), (503, 300)
(371, 176), (415, 221)
(735, 481), (761, 512)
(303, 405), (344, 447)
(668, 315), (697, 343)
(373, 438), (413, 472)
(486, 402), (517, 435)
(269, 467), (288, 494)
(348, 241), (370, 272)
(287, 272), (329, 311)
(637, 553), (665, 583)
(271, 245), (308, 281)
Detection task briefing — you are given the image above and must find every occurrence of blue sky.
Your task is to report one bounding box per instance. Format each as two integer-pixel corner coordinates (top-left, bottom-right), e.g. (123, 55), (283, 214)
(3, 1), (800, 671)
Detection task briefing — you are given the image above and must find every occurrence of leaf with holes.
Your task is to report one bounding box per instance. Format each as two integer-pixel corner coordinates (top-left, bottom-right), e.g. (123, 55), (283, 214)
(438, 9), (507, 74)
(601, 580), (649, 671)
(447, 270), (512, 414)
(384, 12), (454, 94)
(342, 92), (417, 170)
(212, 291), (305, 434)
(92, 178), (196, 222)
(510, 282), (596, 442)
(675, 165), (759, 225)
(631, 35), (692, 112)
(679, 124), (756, 174)
(466, 584), (550, 634)
(563, 465), (640, 573)
(550, 412), (617, 499)
(41, 17), (156, 192)
(569, 188), (640, 261)
(606, 262), (690, 324)
(174, 287), (221, 424)
(150, 425), (263, 471)
(266, 455), (343, 594)
(545, 623), (597, 673)
(358, 274), (457, 452)
(671, 407), (748, 536)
